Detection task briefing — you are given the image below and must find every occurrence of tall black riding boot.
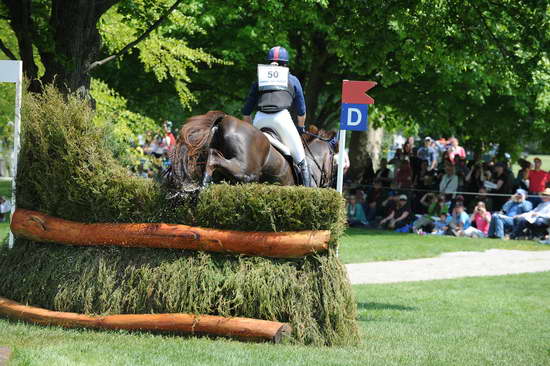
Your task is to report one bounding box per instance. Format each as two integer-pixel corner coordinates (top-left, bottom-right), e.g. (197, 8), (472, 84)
(298, 159), (313, 187)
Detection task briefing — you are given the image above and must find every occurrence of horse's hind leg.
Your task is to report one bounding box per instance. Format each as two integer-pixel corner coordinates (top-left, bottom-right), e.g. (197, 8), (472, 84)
(203, 148), (259, 185)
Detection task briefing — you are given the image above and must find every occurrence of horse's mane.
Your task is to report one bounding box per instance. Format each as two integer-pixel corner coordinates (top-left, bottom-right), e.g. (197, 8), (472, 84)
(172, 111), (226, 180)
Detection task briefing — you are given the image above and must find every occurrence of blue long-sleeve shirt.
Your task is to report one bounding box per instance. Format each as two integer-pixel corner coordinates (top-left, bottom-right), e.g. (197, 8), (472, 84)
(241, 74), (306, 116)
(501, 199), (532, 217)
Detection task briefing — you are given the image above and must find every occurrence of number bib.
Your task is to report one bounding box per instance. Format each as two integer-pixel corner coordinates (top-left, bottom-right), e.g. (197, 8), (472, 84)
(257, 64), (289, 91)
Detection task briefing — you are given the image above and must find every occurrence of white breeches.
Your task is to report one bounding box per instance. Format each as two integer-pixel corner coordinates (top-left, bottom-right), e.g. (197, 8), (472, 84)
(253, 110), (305, 163)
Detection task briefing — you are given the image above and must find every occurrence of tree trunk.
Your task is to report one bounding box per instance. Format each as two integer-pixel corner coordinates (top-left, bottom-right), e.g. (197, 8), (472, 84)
(3, 0), (120, 96)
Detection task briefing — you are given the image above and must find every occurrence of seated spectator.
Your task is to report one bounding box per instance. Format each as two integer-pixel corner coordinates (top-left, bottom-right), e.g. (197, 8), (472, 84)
(510, 188), (550, 240)
(416, 137), (438, 172)
(488, 189), (533, 239)
(461, 201), (491, 238)
(492, 162), (514, 209)
(379, 194), (411, 231)
(346, 196), (368, 227)
(366, 180), (387, 221)
(374, 158), (393, 187)
(439, 163), (459, 196)
(468, 188), (494, 213)
(445, 203), (470, 236)
(413, 193), (449, 231)
(449, 194), (465, 213)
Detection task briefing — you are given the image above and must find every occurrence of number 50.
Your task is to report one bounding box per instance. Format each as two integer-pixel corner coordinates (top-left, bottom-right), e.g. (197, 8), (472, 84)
(267, 71), (279, 78)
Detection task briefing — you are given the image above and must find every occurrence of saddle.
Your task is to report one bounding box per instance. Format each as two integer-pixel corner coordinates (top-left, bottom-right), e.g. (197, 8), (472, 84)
(261, 128), (304, 185)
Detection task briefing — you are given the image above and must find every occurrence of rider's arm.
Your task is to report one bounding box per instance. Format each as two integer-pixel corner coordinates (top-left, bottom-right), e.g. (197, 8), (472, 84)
(241, 82), (259, 123)
(291, 75), (306, 126)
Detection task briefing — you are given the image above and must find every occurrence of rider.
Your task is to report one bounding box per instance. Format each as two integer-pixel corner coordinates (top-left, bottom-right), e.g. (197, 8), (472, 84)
(241, 46), (312, 187)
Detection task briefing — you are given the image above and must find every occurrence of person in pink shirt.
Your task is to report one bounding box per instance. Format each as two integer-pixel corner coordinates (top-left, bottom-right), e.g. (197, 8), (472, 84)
(447, 137), (466, 164)
(462, 201), (491, 238)
(528, 157), (548, 194)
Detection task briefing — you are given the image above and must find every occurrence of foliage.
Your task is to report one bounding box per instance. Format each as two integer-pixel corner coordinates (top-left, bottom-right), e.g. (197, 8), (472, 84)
(95, 0), (228, 121)
(0, 241), (358, 346)
(90, 78), (161, 169)
(16, 83), (164, 223)
(195, 184), (345, 238)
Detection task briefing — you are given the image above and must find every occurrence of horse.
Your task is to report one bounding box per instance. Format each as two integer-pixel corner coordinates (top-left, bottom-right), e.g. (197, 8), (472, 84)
(166, 111), (334, 191)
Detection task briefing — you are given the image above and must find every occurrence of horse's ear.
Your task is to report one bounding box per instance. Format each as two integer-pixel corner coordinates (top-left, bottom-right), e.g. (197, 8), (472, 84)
(206, 110), (227, 125)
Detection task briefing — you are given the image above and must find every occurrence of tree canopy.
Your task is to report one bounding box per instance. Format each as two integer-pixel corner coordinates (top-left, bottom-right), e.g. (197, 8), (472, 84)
(0, 0), (548, 162)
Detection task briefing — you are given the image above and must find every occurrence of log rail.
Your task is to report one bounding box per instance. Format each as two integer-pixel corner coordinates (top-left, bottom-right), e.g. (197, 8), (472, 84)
(0, 296), (291, 343)
(10, 209), (330, 258)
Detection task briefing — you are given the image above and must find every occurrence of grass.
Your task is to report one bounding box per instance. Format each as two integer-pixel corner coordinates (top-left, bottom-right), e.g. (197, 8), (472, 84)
(338, 228), (550, 264)
(1, 272), (548, 365)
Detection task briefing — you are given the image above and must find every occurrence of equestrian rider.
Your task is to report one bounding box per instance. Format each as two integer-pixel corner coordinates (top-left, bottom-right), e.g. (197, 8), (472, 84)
(241, 46), (312, 187)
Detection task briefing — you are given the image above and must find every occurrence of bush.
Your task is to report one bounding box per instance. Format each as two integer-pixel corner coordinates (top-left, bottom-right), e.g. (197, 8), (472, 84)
(4, 84), (358, 346)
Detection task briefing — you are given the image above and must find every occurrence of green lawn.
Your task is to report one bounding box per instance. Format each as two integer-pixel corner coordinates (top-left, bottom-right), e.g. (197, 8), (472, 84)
(1, 272), (548, 365)
(338, 228), (550, 264)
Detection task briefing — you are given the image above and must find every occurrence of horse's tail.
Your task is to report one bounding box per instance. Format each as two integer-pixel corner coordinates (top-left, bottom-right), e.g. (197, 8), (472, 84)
(169, 111), (226, 185)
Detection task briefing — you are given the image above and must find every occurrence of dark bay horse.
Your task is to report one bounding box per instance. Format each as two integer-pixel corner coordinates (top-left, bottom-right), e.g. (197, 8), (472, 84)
(167, 111), (334, 190)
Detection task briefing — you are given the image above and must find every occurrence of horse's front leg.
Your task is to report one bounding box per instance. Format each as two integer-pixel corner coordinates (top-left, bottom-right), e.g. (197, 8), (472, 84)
(203, 148), (260, 185)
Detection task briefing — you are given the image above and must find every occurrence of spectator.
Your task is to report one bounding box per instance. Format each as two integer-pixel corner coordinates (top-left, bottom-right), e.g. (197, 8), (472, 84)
(445, 203), (470, 236)
(394, 158), (413, 188)
(362, 157), (375, 185)
(439, 163), (459, 196)
(346, 196), (368, 227)
(413, 193), (449, 231)
(510, 188), (550, 240)
(366, 180), (387, 221)
(464, 161), (486, 194)
(492, 162), (514, 209)
(0, 196), (11, 222)
(454, 157), (470, 189)
(417, 137), (438, 171)
(515, 161), (531, 191)
(488, 189), (533, 239)
(528, 157), (548, 205)
(461, 201), (491, 238)
(468, 187), (494, 213)
(379, 194), (411, 231)
(163, 121), (176, 152)
(374, 158), (393, 187)
(402, 136), (415, 158)
(447, 137), (466, 163)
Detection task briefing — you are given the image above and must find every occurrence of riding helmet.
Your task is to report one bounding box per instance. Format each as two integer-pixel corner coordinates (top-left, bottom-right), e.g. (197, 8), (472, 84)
(267, 46), (289, 63)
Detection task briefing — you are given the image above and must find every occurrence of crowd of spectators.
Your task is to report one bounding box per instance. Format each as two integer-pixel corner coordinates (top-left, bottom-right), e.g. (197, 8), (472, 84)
(132, 121), (177, 178)
(345, 136), (550, 243)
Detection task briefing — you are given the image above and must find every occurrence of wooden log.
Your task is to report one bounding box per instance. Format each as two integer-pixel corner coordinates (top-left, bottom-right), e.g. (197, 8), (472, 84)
(0, 296), (291, 343)
(11, 209), (329, 258)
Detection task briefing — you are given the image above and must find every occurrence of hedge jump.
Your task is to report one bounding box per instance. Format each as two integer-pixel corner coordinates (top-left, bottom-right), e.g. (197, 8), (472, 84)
(0, 296), (291, 343)
(11, 209), (330, 258)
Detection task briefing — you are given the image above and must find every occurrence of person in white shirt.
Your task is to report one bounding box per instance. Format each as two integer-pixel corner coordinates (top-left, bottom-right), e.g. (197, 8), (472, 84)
(510, 188), (550, 239)
(439, 164), (459, 196)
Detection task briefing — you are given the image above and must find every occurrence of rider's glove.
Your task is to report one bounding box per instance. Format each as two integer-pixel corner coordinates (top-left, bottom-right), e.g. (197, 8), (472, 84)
(297, 126), (306, 135)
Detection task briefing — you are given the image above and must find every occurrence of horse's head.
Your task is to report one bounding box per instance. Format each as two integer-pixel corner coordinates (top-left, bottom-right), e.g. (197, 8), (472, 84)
(166, 111), (226, 192)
